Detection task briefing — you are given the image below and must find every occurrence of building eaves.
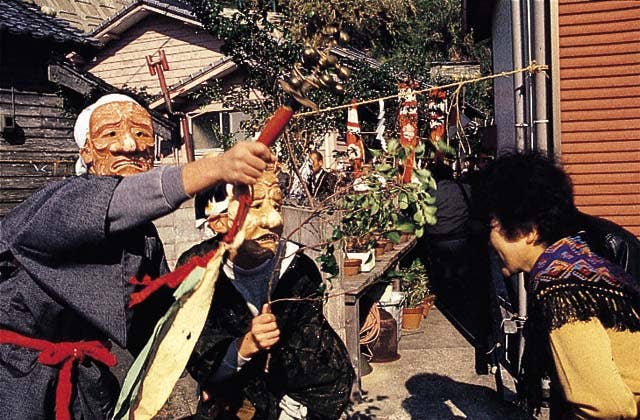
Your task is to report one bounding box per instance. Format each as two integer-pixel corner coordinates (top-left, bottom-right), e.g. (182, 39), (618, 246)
(0, 0), (99, 48)
(149, 57), (237, 109)
(90, 0), (198, 39)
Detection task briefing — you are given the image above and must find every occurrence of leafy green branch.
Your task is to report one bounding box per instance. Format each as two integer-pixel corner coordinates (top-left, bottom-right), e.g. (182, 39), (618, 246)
(316, 138), (437, 276)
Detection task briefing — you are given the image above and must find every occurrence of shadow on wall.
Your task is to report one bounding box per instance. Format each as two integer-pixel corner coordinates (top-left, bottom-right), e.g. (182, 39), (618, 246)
(402, 373), (533, 420)
(1, 123), (25, 145)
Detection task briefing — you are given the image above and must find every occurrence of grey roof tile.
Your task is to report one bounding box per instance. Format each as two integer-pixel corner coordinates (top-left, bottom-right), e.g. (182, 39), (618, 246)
(90, 0), (196, 36)
(0, 0), (99, 47)
(29, 0), (129, 33)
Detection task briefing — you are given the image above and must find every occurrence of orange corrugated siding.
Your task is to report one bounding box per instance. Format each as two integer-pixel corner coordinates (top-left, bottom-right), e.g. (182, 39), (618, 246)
(558, 0), (640, 237)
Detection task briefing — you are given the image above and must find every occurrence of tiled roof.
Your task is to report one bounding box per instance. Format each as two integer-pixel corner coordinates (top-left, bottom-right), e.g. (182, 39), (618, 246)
(140, 0), (194, 15)
(90, 0), (196, 36)
(29, 0), (130, 33)
(0, 0), (99, 47)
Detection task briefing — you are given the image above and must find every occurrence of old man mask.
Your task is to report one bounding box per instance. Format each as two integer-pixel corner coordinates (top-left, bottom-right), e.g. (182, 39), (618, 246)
(79, 98), (154, 176)
(209, 167), (284, 269)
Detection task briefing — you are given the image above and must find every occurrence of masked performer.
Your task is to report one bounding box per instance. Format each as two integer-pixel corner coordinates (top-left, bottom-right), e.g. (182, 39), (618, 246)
(0, 94), (274, 419)
(481, 152), (640, 419)
(178, 168), (354, 420)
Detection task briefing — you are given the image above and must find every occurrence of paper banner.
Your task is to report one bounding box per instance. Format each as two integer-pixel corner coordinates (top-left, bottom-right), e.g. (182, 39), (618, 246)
(427, 89), (447, 145)
(346, 99), (365, 175)
(398, 83), (419, 184)
(113, 243), (226, 420)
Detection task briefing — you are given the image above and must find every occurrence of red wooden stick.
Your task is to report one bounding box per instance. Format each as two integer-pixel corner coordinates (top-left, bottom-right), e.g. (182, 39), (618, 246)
(256, 106), (296, 147)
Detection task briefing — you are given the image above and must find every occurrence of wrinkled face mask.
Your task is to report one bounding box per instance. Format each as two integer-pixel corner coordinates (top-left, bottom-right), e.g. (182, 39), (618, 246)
(83, 101), (154, 176)
(228, 169), (284, 265)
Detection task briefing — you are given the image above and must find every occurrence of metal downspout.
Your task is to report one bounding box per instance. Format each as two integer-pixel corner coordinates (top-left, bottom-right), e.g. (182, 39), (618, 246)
(511, 0), (526, 152)
(533, 0), (549, 155)
(549, 2), (563, 159)
(512, 0), (528, 377)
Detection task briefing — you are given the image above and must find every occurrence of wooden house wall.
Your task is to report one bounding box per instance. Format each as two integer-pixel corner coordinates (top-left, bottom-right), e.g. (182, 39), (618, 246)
(86, 15), (225, 96)
(0, 90), (77, 217)
(558, 0), (640, 237)
(0, 35), (77, 217)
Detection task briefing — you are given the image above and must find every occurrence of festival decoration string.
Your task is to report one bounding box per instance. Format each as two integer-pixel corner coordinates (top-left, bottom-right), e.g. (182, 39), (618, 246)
(263, 62), (549, 356)
(293, 62), (548, 118)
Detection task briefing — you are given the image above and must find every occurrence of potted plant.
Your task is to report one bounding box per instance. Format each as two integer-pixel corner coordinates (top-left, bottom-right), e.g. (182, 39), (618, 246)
(317, 139), (438, 278)
(421, 293), (436, 318)
(342, 218), (376, 273)
(403, 260), (434, 318)
(387, 260), (431, 330)
(373, 239), (386, 257)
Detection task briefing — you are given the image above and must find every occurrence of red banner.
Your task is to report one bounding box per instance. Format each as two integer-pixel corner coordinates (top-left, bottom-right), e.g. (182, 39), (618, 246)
(398, 83), (419, 183)
(427, 89), (447, 145)
(346, 99), (365, 175)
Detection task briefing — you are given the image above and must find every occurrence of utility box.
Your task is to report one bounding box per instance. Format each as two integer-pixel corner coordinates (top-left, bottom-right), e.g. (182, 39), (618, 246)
(0, 113), (15, 133)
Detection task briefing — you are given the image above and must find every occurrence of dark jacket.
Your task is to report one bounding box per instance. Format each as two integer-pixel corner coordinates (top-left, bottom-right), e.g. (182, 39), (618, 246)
(577, 212), (640, 285)
(181, 239), (354, 420)
(0, 176), (171, 419)
(309, 169), (337, 201)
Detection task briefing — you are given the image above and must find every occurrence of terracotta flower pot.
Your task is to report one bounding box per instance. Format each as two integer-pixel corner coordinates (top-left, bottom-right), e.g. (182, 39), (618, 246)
(374, 244), (385, 257)
(343, 258), (361, 276)
(401, 307), (423, 330)
(400, 233), (411, 243)
(421, 295), (436, 318)
(378, 238), (394, 252)
(421, 302), (433, 318)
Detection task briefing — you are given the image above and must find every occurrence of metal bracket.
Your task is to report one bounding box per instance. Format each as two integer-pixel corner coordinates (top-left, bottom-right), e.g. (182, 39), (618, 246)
(502, 316), (526, 334)
(503, 319), (519, 334)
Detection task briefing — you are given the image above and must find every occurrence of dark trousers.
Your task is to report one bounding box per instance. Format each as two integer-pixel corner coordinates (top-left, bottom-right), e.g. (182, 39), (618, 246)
(424, 234), (492, 373)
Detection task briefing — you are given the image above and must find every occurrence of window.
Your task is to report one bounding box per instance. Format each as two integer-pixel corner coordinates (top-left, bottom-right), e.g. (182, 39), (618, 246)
(191, 111), (251, 150)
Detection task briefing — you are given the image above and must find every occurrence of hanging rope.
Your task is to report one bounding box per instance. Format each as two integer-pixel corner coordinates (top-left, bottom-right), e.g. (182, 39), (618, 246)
(293, 62), (548, 118)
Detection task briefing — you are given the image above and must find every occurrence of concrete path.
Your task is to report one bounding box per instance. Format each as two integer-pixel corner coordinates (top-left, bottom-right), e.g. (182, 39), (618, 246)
(348, 308), (533, 419)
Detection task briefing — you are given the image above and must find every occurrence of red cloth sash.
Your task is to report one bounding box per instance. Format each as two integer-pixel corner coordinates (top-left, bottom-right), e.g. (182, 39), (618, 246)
(0, 329), (116, 420)
(128, 248), (218, 308)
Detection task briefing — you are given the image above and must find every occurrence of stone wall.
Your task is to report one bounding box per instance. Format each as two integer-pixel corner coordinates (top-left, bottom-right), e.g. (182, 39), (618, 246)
(154, 197), (209, 270)
(281, 206), (346, 342)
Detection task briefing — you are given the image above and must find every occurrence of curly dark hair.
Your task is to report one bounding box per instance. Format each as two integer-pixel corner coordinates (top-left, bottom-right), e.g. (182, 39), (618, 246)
(478, 151), (578, 246)
(428, 160), (454, 182)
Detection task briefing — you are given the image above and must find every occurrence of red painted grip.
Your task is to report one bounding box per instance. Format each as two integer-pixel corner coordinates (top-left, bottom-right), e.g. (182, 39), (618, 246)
(256, 106), (295, 146)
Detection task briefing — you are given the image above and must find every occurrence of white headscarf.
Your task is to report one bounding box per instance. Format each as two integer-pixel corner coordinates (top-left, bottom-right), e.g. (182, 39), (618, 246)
(195, 184), (233, 230)
(73, 94), (140, 175)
